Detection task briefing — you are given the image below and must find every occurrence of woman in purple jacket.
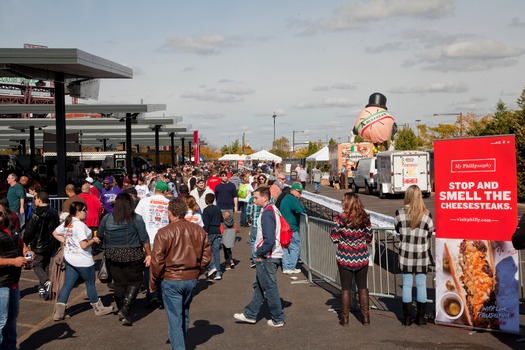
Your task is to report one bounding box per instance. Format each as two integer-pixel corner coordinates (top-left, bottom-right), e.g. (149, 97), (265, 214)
(330, 193), (372, 326)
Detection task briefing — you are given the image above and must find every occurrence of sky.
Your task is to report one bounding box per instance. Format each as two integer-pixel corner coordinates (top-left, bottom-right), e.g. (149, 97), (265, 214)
(1, 0), (525, 150)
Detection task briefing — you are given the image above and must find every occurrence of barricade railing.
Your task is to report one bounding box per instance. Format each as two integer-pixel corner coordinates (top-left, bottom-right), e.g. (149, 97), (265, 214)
(48, 196), (67, 213)
(299, 214), (524, 314)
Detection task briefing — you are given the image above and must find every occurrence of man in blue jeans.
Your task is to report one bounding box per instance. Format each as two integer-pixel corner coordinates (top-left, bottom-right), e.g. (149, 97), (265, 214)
(150, 198), (211, 350)
(279, 182), (306, 274)
(234, 187), (285, 327)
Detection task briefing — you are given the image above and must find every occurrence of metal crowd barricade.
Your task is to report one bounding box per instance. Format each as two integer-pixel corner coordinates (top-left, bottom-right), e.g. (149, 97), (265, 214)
(299, 213), (524, 314)
(48, 196), (67, 213)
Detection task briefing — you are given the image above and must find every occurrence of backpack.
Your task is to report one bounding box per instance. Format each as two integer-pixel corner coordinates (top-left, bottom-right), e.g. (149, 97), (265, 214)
(263, 204), (293, 249)
(278, 215), (293, 248)
(238, 184), (248, 199)
(275, 187), (291, 209)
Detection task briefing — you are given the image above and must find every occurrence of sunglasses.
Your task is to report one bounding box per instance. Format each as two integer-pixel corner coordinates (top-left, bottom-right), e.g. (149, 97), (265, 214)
(259, 178), (266, 181)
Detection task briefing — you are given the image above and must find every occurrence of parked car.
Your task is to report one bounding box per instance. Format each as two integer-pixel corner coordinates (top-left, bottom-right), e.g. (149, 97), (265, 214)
(351, 157), (377, 195)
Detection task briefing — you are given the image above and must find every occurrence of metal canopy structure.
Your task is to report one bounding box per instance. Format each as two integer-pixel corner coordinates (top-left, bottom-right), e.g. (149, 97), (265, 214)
(0, 48), (134, 196)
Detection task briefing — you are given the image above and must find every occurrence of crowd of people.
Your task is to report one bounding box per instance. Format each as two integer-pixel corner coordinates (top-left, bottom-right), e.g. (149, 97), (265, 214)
(0, 160), (308, 350)
(1, 159), (440, 349)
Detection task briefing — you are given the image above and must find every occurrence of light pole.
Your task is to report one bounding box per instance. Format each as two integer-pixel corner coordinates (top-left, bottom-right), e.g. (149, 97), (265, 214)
(292, 130), (305, 154)
(433, 113), (463, 136)
(272, 112), (277, 146)
(415, 119), (421, 138)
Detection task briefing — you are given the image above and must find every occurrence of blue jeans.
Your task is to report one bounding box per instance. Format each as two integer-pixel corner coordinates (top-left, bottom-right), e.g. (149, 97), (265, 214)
(16, 211), (25, 230)
(208, 234), (221, 276)
(402, 273), (427, 303)
(238, 201), (248, 226)
(244, 258), (284, 324)
(313, 181), (320, 192)
(0, 287), (19, 350)
(161, 279), (198, 350)
(249, 226), (257, 264)
(58, 260), (99, 304)
(282, 231), (300, 271)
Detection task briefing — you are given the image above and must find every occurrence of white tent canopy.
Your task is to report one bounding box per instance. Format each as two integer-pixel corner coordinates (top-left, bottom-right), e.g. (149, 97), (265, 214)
(246, 150), (282, 162)
(306, 146), (329, 162)
(218, 154), (246, 161)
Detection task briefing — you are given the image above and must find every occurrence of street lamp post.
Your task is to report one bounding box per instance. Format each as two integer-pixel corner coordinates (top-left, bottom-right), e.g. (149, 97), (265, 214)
(292, 130), (305, 154)
(272, 113), (277, 146)
(433, 113), (463, 136)
(415, 119), (421, 138)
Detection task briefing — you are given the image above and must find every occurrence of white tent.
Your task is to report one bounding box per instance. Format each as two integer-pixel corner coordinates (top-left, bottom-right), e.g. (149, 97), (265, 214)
(218, 154), (246, 161)
(305, 146), (329, 162)
(246, 150), (282, 162)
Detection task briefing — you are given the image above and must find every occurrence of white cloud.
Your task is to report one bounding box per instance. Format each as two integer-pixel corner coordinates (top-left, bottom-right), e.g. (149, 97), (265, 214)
(160, 35), (229, 55)
(291, 0), (453, 34)
(313, 83), (357, 92)
(389, 81), (468, 94)
(181, 89), (243, 103)
(219, 87), (255, 96)
(510, 17), (525, 27)
(295, 97), (357, 109)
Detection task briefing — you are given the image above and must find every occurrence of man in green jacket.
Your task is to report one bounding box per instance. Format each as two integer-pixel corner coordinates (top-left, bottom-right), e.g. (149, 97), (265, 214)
(279, 182), (306, 274)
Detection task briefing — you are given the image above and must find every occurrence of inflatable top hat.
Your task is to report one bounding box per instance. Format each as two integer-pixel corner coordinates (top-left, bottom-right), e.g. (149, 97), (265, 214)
(366, 92), (387, 110)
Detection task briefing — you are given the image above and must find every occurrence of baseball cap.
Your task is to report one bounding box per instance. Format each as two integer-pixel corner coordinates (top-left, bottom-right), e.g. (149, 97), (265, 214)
(291, 182), (303, 193)
(155, 181), (169, 192)
(85, 177), (94, 183)
(103, 176), (113, 184)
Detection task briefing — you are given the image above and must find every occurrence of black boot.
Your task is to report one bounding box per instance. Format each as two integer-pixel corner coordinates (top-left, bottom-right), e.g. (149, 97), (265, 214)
(118, 286), (139, 326)
(114, 296), (123, 321)
(415, 302), (427, 326)
(339, 290), (350, 326)
(402, 302), (412, 326)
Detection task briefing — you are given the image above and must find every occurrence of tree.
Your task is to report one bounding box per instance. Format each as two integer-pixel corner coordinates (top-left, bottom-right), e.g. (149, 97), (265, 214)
(394, 128), (418, 150)
(220, 139), (241, 155)
(328, 138), (337, 146)
(270, 137), (290, 158)
(200, 145), (221, 160)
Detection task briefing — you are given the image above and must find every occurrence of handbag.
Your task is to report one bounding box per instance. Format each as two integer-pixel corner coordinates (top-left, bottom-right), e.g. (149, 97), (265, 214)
(97, 256), (112, 283)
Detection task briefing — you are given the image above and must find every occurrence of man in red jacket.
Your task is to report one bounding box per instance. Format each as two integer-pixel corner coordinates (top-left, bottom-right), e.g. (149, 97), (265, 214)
(78, 183), (102, 231)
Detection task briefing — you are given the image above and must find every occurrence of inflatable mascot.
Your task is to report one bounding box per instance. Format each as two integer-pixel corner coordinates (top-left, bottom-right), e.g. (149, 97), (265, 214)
(353, 92), (397, 150)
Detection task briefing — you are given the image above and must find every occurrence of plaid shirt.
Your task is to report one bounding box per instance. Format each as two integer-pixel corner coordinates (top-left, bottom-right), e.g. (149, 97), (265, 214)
(246, 196), (273, 228)
(394, 206), (435, 274)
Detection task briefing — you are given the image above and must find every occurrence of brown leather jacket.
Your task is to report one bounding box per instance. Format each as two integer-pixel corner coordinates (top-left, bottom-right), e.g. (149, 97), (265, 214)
(150, 219), (211, 288)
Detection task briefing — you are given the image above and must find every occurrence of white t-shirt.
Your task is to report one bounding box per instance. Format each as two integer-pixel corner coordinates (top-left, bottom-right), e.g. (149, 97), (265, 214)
(135, 184), (150, 199)
(55, 217), (95, 267)
(135, 194), (170, 245)
(184, 210), (204, 227)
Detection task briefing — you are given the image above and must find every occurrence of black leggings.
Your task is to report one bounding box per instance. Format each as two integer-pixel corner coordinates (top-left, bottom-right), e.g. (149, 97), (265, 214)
(338, 264), (368, 290)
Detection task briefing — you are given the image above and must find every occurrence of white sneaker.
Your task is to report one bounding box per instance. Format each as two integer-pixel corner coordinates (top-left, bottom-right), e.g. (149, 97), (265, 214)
(289, 268), (301, 274)
(207, 267), (217, 277)
(267, 319), (285, 327)
(234, 313), (256, 324)
(282, 270), (291, 274)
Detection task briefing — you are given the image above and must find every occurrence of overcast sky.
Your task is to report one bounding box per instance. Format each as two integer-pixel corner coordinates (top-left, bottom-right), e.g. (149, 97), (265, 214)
(1, 0), (524, 150)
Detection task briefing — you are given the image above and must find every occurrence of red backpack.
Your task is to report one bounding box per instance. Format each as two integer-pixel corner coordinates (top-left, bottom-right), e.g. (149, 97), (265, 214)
(278, 215), (293, 248)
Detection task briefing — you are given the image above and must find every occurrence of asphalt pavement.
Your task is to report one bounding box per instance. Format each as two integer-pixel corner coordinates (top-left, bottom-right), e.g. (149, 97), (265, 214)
(15, 184), (525, 349)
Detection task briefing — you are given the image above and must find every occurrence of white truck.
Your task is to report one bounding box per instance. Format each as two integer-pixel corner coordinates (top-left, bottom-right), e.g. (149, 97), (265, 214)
(376, 150), (431, 199)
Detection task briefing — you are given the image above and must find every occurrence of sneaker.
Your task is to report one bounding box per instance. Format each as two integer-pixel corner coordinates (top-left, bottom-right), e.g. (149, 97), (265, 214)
(38, 287), (46, 299)
(234, 313), (256, 324)
(282, 270), (291, 275)
(214, 274), (222, 280)
(250, 263), (256, 268)
(289, 268), (302, 274)
(230, 261), (235, 269)
(225, 266), (232, 271)
(42, 280), (51, 300)
(267, 319), (285, 327)
(207, 267), (217, 277)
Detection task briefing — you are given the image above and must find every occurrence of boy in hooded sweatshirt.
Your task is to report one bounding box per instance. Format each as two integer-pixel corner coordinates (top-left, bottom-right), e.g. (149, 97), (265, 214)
(220, 211), (238, 270)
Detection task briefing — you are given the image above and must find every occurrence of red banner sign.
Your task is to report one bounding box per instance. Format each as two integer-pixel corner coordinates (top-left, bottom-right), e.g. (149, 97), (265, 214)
(434, 135), (517, 240)
(193, 130), (199, 165)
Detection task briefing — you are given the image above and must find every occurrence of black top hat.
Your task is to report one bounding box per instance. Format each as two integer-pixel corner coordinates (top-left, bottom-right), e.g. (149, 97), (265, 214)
(366, 92), (387, 110)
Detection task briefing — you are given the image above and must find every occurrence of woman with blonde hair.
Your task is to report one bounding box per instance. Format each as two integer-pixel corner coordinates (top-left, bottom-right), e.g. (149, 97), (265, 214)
(394, 185), (435, 326)
(330, 193), (372, 326)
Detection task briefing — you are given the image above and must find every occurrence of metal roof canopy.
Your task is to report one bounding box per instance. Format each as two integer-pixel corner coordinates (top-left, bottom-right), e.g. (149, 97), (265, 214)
(0, 48), (133, 196)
